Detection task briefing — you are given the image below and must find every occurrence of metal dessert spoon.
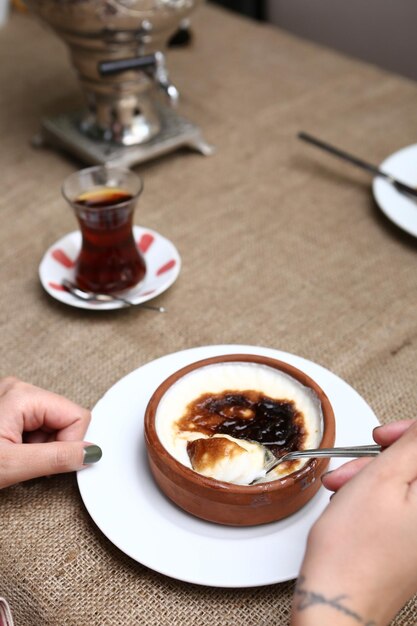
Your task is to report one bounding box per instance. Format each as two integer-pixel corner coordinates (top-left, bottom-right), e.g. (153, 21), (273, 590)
(251, 443), (381, 485)
(62, 279), (166, 312)
(298, 131), (417, 199)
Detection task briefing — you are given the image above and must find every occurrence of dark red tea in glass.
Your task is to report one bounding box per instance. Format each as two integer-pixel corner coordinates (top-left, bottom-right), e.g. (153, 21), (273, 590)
(62, 166), (146, 294)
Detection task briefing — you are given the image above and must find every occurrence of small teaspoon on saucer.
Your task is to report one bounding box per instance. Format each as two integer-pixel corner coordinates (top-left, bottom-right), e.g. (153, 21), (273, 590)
(62, 279), (166, 312)
(251, 443), (381, 485)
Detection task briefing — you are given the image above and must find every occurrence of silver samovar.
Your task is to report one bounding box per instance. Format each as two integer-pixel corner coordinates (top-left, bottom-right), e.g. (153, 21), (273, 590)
(29, 0), (213, 167)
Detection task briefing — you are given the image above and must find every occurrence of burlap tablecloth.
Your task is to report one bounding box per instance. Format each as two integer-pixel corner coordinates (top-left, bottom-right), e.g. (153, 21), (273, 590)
(1, 4), (417, 624)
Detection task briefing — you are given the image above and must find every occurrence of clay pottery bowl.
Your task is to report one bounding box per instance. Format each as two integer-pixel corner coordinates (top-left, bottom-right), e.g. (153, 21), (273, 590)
(144, 354), (335, 526)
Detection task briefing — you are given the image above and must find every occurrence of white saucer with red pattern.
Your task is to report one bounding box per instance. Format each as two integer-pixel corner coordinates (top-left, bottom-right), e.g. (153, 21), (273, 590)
(39, 226), (181, 310)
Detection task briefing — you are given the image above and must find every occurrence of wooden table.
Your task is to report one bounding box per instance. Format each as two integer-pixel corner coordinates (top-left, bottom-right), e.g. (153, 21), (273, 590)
(1, 4), (417, 624)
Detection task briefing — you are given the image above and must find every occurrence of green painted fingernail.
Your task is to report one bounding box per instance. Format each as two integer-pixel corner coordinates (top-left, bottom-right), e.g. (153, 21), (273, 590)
(83, 445), (102, 464)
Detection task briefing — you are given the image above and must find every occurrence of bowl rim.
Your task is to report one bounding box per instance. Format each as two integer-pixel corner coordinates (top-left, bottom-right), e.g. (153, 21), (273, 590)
(144, 353), (335, 493)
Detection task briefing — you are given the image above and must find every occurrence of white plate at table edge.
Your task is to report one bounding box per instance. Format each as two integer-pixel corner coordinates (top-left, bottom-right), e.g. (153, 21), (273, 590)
(39, 226), (181, 310)
(77, 344), (379, 588)
(373, 143), (417, 237)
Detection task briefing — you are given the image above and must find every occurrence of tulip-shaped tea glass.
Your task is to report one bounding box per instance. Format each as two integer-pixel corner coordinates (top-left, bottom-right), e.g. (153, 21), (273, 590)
(62, 166), (146, 294)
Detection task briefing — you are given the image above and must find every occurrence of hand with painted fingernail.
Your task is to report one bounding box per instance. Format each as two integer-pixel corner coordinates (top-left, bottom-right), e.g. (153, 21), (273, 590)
(0, 377), (102, 489)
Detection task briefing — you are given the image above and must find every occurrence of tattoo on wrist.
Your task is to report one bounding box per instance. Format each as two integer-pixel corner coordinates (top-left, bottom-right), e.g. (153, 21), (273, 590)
(294, 576), (376, 626)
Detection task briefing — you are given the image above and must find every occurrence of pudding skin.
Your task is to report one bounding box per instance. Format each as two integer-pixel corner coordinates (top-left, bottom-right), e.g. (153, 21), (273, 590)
(144, 354), (336, 526)
(155, 362), (323, 485)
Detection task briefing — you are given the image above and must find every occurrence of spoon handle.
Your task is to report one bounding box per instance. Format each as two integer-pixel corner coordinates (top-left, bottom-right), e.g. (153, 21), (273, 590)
(299, 132), (381, 176)
(298, 131), (417, 199)
(264, 444), (381, 475)
(93, 295), (165, 312)
(62, 279), (165, 312)
(113, 296), (165, 312)
(284, 444), (381, 459)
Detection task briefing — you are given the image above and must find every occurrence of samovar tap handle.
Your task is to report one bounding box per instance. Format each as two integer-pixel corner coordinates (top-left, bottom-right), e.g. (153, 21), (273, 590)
(98, 51), (179, 106)
(98, 54), (157, 75)
(153, 51), (179, 106)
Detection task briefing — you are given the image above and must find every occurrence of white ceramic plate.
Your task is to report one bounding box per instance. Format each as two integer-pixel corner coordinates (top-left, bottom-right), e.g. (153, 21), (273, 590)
(77, 345), (379, 588)
(373, 143), (417, 237)
(39, 226), (181, 310)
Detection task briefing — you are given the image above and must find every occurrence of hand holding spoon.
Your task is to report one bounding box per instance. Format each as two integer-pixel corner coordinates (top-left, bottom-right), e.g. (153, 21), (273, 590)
(251, 443), (381, 484)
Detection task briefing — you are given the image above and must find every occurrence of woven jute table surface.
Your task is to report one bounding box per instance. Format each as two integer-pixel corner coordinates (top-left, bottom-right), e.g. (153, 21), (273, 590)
(1, 4), (417, 625)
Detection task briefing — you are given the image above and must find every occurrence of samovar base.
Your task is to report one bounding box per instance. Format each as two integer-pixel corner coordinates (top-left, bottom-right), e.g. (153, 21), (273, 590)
(32, 103), (214, 168)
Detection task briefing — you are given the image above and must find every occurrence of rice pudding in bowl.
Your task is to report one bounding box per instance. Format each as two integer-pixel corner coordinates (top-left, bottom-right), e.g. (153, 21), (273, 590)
(144, 354), (335, 526)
